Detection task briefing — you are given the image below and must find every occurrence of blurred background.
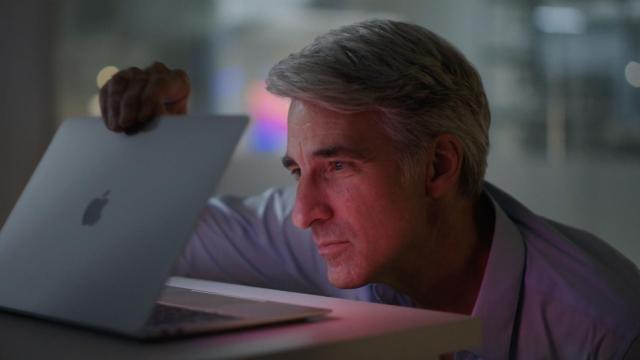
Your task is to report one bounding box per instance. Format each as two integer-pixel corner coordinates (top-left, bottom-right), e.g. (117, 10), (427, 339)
(1, 0), (639, 264)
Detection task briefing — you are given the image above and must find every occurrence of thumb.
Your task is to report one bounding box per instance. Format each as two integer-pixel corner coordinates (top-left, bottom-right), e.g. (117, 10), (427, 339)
(163, 70), (190, 114)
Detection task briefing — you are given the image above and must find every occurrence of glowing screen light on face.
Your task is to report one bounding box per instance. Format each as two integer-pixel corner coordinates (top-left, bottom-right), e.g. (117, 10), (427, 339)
(246, 81), (290, 152)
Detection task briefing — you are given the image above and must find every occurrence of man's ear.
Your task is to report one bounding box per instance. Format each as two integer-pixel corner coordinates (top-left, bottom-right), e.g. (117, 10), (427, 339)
(425, 134), (463, 199)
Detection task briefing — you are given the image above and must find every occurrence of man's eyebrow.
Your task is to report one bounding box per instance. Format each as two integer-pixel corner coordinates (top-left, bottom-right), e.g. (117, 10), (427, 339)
(281, 145), (368, 169)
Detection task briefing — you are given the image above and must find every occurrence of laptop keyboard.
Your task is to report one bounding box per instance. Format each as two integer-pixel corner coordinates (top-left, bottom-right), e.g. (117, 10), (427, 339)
(147, 303), (238, 327)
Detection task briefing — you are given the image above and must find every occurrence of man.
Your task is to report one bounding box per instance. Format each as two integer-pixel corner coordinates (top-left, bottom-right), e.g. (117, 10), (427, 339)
(100, 19), (640, 359)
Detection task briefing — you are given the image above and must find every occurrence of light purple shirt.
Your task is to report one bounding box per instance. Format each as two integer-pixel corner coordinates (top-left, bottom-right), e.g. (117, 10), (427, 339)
(175, 183), (640, 359)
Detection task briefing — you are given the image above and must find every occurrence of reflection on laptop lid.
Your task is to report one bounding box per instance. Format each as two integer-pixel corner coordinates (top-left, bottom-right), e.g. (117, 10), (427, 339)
(0, 116), (328, 338)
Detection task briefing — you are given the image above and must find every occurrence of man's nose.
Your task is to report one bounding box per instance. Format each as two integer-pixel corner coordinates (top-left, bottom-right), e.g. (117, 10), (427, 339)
(291, 175), (332, 229)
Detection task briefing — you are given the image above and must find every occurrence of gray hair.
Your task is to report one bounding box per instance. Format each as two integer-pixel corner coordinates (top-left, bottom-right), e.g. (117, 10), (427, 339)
(266, 19), (491, 197)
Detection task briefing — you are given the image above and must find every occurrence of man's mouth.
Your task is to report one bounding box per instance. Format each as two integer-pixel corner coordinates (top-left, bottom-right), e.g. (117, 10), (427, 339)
(316, 241), (350, 257)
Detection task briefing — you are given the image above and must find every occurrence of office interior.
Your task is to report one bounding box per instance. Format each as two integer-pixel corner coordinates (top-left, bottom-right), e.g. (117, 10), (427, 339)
(1, 0), (639, 267)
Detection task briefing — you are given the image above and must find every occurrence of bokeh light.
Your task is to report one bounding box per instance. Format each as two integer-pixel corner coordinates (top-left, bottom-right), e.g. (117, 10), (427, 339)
(246, 81), (290, 152)
(624, 61), (640, 88)
(86, 93), (100, 116)
(96, 65), (119, 89)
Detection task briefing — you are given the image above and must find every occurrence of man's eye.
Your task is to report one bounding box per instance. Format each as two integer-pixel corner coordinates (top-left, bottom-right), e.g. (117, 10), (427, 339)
(330, 161), (347, 172)
(290, 168), (301, 180)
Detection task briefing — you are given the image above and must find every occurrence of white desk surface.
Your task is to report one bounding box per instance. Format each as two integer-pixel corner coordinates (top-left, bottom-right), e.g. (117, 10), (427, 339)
(0, 276), (481, 359)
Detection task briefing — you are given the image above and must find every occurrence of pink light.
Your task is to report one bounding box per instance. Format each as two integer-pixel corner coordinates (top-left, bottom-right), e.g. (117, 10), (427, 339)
(247, 81), (289, 128)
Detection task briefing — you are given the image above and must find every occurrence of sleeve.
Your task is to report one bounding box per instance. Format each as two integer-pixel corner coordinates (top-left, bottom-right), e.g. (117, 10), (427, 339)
(173, 186), (374, 300)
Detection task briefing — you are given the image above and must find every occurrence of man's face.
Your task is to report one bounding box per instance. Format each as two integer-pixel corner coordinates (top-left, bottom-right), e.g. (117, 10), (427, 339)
(283, 101), (430, 288)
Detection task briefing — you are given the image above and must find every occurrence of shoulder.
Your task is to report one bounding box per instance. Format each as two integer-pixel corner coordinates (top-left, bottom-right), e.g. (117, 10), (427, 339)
(523, 217), (640, 326)
(486, 184), (640, 356)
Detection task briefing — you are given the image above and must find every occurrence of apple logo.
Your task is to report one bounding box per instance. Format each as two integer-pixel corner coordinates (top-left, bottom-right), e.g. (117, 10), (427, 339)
(82, 190), (110, 226)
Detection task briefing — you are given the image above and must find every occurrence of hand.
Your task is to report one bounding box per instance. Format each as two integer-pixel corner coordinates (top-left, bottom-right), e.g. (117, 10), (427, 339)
(99, 62), (190, 132)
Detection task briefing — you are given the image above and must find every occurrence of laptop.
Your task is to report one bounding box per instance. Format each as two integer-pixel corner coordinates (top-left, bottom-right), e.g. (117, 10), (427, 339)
(0, 115), (329, 339)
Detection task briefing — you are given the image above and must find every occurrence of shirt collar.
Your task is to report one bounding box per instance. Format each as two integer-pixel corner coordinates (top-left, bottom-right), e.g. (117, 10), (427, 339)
(468, 182), (527, 359)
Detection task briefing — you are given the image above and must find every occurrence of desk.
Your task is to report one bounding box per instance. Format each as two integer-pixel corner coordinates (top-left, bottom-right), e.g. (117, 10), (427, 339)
(0, 277), (481, 359)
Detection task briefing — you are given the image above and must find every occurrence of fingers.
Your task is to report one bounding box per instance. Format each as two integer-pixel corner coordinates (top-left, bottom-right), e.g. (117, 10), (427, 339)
(103, 67), (139, 132)
(137, 80), (159, 125)
(106, 70), (130, 132)
(145, 61), (170, 74)
(98, 62), (191, 132)
(139, 75), (169, 124)
(119, 69), (146, 128)
(138, 69), (190, 119)
(144, 63), (189, 110)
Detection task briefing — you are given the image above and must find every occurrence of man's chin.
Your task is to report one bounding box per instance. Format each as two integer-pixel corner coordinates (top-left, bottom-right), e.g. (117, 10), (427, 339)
(326, 266), (368, 289)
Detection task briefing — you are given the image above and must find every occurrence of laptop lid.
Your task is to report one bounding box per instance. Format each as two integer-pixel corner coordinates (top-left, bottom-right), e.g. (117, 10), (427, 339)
(0, 115), (248, 334)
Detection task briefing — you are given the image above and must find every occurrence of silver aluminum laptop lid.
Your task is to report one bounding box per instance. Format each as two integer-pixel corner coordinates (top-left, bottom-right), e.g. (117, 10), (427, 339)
(0, 115), (248, 335)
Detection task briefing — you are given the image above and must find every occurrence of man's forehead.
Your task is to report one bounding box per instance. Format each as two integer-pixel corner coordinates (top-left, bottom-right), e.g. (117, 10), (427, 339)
(288, 107), (346, 143)
(288, 99), (326, 117)
(284, 100), (393, 158)
(284, 128), (371, 158)
(288, 101), (341, 130)
(287, 100), (381, 133)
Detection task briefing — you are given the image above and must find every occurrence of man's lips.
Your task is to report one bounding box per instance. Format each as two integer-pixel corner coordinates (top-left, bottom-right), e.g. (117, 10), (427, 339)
(316, 241), (351, 257)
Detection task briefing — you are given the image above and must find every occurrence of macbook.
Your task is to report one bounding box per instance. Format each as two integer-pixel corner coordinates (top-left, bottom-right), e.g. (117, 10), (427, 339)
(0, 115), (329, 338)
